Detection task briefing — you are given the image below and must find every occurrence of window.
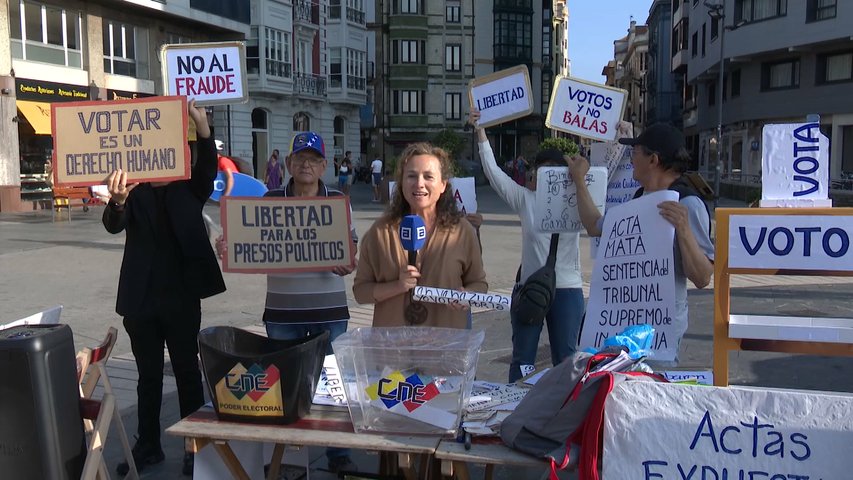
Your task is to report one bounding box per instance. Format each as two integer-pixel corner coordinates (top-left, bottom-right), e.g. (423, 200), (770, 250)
(734, 0), (787, 23)
(761, 59), (799, 90)
(393, 40), (424, 64)
(711, 17), (719, 39)
(265, 27), (291, 78)
(393, 90), (424, 114)
(731, 69), (741, 97)
(701, 23), (706, 57)
(396, 0), (421, 14)
(446, 1), (461, 23)
(293, 112), (310, 131)
(9, 1), (84, 68)
(494, 12), (532, 60)
(707, 80), (716, 106)
(103, 20), (149, 78)
(445, 44), (461, 71)
(246, 26), (259, 74)
(330, 0), (341, 18)
(330, 48), (342, 87)
(807, 0), (836, 22)
(818, 51), (853, 84)
(445, 92), (461, 120)
(691, 32), (698, 57)
(346, 49), (366, 90)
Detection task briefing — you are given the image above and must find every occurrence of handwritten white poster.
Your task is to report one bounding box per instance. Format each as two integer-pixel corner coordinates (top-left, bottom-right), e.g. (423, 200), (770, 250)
(760, 122), (831, 207)
(545, 76), (627, 142)
(579, 190), (679, 361)
(604, 381), (853, 480)
(590, 142), (641, 256)
(533, 166), (607, 232)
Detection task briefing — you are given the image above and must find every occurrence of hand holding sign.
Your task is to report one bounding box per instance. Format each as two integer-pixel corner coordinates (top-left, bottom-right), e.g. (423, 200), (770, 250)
(105, 169), (138, 205)
(186, 99), (210, 138)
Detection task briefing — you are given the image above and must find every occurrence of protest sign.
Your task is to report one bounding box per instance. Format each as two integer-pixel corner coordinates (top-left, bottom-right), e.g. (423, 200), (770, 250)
(590, 142), (640, 256)
(468, 65), (534, 128)
(545, 76), (627, 142)
(761, 122), (831, 207)
(51, 96), (189, 187)
(604, 381), (853, 480)
(729, 214), (853, 271)
(579, 190), (679, 361)
(534, 166), (607, 232)
(389, 177), (477, 213)
(161, 41), (248, 106)
(221, 196), (355, 273)
(412, 286), (511, 312)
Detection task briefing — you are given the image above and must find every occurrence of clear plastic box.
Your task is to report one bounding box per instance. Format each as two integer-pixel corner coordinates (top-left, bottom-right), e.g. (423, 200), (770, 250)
(332, 327), (484, 436)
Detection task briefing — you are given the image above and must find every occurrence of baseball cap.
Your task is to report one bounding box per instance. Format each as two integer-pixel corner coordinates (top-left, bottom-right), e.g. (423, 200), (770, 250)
(215, 139), (225, 151)
(618, 123), (685, 159)
(290, 132), (325, 158)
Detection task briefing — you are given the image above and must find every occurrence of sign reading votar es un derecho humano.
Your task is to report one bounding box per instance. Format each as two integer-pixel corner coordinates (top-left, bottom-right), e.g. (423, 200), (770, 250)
(51, 96), (190, 187)
(221, 196), (356, 274)
(161, 41), (248, 106)
(545, 76), (627, 142)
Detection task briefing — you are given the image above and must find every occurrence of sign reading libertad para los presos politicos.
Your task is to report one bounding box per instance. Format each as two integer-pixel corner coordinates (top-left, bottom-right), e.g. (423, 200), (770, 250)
(221, 196), (356, 274)
(161, 41), (248, 106)
(51, 96), (190, 187)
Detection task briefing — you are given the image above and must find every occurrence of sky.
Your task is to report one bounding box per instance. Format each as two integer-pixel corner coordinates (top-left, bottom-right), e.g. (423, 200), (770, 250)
(568, 0), (656, 83)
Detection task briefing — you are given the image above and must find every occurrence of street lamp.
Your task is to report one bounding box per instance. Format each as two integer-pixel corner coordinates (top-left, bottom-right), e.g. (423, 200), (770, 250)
(705, 0), (725, 208)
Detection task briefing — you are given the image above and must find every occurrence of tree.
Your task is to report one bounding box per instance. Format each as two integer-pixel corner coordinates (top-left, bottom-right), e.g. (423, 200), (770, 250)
(539, 137), (580, 157)
(433, 129), (466, 177)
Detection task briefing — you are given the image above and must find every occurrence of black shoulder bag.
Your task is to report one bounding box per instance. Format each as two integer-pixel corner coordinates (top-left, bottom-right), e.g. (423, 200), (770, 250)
(511, 234), (559, 326)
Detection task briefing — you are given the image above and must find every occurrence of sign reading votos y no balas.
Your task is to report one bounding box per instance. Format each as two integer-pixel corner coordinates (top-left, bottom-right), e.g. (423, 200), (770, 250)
(51, 96), (190, 187)
(222, 196), (356, 273)
(545, 76), (627, 142)
(161, 41), (248, 105)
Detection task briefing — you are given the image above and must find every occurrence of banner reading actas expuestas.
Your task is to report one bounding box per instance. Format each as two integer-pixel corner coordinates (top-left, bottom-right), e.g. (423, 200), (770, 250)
(51, 96), (190, 187)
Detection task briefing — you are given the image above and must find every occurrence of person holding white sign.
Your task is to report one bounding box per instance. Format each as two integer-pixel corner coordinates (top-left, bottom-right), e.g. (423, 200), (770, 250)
(569, 123), (714, 363)
(469, 110), (585, 383)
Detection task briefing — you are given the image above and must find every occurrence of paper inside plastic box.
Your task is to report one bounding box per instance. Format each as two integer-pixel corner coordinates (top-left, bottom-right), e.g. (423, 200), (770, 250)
(331, 327), (484, 436)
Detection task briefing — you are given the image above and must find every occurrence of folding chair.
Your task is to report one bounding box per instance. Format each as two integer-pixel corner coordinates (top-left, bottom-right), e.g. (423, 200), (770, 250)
(77, 327), (138, 480)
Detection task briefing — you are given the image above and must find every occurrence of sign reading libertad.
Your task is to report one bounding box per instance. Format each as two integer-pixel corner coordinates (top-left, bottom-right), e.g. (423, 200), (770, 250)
(51, 96), (190, 187)
(222, 196), (356, 274)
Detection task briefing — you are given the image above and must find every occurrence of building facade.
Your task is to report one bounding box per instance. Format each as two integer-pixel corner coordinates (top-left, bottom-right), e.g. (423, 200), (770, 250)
(646, 0), (682, 128)
(683, 0), (853, 185)
(0, 0), (250, 211)
(604, 20), (648, 134)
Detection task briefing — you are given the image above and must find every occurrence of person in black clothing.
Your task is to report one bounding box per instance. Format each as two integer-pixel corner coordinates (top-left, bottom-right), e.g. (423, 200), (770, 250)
(102, 99), (225, 476)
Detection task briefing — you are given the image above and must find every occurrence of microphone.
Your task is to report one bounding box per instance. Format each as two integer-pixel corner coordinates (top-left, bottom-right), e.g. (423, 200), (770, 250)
(399, 214), (427, 266)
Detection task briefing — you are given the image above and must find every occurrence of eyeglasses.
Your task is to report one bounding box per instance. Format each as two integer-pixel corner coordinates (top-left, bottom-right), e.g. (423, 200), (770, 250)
(290, 155), (325, 166)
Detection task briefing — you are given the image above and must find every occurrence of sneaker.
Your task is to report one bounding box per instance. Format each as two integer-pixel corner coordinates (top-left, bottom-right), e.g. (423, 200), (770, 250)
(327, 455), (358, 475)
(116, 439), (165, 475)
(182, 452), (194, 476)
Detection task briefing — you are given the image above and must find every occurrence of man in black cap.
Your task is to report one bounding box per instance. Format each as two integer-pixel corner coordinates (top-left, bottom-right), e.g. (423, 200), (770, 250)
(569, 123), (714, 364)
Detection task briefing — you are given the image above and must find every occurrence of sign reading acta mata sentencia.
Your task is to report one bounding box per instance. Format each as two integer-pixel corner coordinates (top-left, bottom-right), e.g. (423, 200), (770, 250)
(604, 381), (853, 480)
(579, 190), (680, 361)
(728, 214), (853, 271)
(51, 96), (190, 187)
(161, 41), (248, 106)
(534, 166), (607, 232)
(221, 196), (356, 274)
(468, 65), (534, 128)
(545, 76), (627, 142)
(761, 122), (831, 207)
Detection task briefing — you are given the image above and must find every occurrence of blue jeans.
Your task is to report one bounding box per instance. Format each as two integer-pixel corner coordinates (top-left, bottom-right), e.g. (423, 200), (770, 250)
(265, 321), (350, 461)
(508, 288), (585, 383)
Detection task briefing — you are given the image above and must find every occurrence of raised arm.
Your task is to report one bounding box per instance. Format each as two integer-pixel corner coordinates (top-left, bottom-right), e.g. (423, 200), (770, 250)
(187, 100), (217, 201)
(566, 154), (604, 237)
(468, 110), (528, 212)
(101, 169), (136, 234)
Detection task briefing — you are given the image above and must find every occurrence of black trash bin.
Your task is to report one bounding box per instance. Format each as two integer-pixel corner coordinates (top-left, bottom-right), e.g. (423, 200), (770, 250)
(0, 324), (86, 480)
(198, 327), (328, 425)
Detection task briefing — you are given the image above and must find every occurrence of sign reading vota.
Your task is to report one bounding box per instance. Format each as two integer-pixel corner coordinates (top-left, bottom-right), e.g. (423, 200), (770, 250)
(760, 122), (831, 207)
(729, 214), (853, 271)
(161, 41), (248, 106)
(604, 381), (853, 480)
(545, 76), (627, 142)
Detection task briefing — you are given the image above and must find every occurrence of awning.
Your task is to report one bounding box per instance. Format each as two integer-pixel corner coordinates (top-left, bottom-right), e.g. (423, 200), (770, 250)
(17, 101), (52, 135)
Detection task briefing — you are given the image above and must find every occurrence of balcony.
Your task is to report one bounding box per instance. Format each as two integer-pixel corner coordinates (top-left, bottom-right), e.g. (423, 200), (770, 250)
(672, 49), (688, 73)
(293, 72), (326, 97)
(347, 7), (365, 24)
(347, 76), (366, 90)
(293, 0), (320, 25)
